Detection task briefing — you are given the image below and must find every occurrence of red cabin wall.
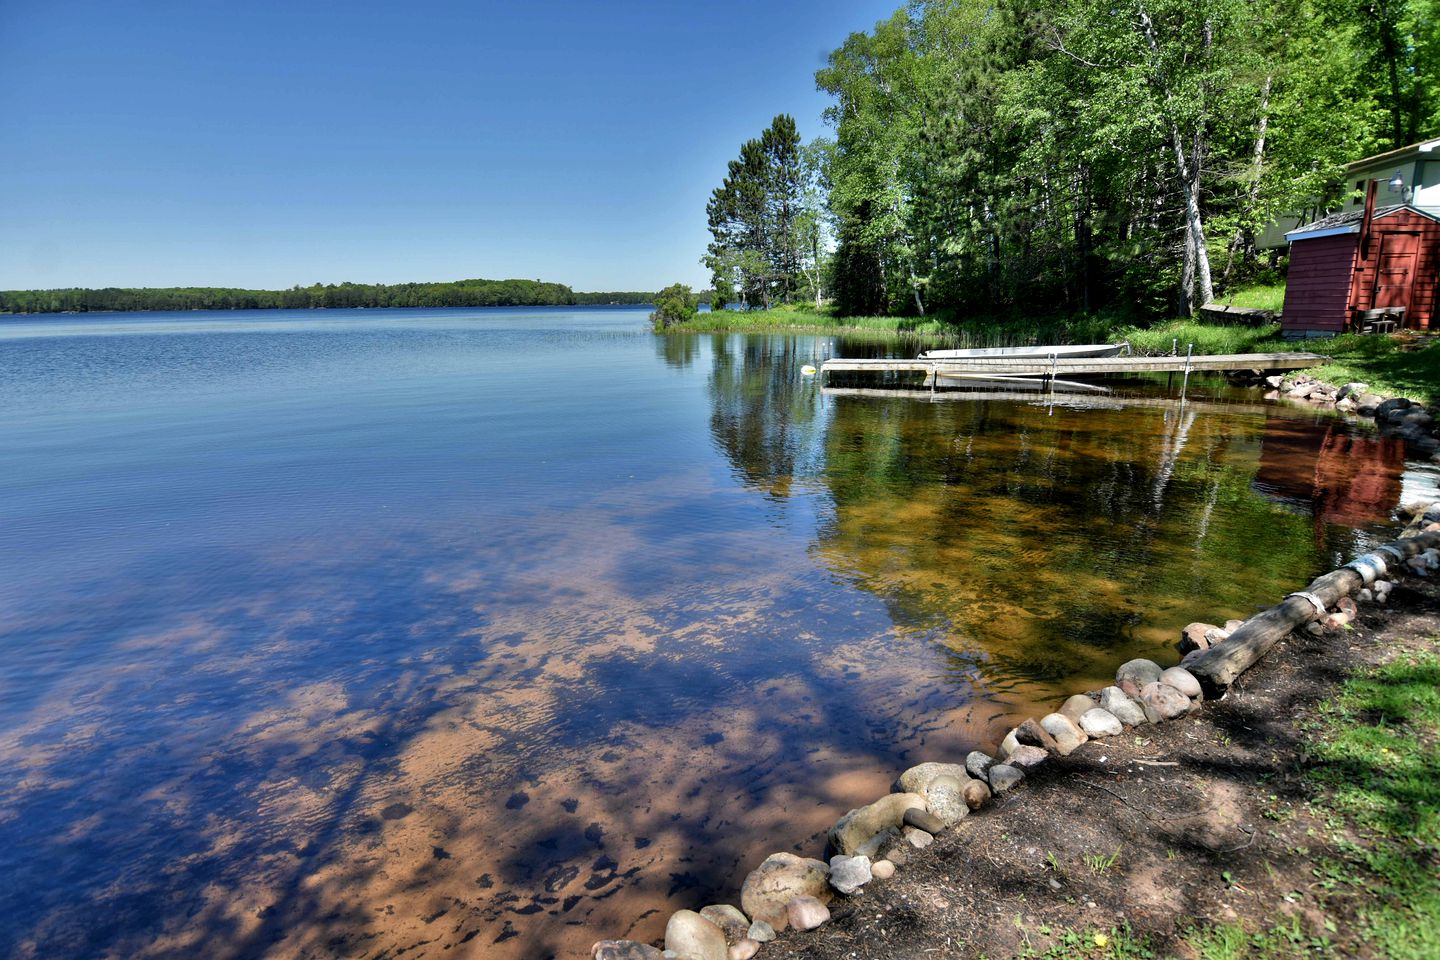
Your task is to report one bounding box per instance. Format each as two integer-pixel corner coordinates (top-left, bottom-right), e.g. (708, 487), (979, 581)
(1351, 210), (1440, 330)
(1282, 234), (1358, 334)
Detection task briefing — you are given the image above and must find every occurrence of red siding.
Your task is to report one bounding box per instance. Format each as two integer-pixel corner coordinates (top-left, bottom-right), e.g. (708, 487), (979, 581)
(1351, 209), (1440, 330)
(1282, 234), (1358, 334)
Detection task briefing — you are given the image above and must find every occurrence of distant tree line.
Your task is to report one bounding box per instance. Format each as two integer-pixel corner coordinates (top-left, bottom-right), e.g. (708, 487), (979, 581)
(0, 280), (660, 314)
(713, 0), (1440, 320)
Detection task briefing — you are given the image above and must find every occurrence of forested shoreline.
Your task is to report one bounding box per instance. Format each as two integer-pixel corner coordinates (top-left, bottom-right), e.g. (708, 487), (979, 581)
(702, 0), (1439, 321)
(0, 280), (657, 315)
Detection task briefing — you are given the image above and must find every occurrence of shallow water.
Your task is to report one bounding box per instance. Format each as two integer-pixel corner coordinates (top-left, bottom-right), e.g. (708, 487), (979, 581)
(0, 307), (1407, 958)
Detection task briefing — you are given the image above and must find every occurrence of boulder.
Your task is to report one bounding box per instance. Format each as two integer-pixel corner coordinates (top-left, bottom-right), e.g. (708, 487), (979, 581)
(786, 896), (830, 932)
(1376, 397), (1412, 419)
(1355, 394), (1384, 415)
(594, 941), (664, 960)
(895, 762), (970, 797)
(871, 859), (895, 880)
(1059, 693), (1096, 723)
(1007, 744), (1049, 768)
(1179, 622), (1219, 653)
(962, 778), (991, 810)
(827, 793), (925, 856)
(924, 774), (969, 826)
(827, 855), (872, 895)
(1336, 382), (1368, 401)
(902, 825), (933, 848)
(665, 910), (727, 960)
(1078, 707), (1123, 737)
(988, 763), (1025, 793)
(1014, 718), (1060, 753)
(729, 941), (759, 960)
(1139, 681), (1190, 722)
(740, 853), (830, 929)
(1039, 713), (1087, 755)
(747, 921), (775, 943)
(1116, 658), (1164, 688)
(1159, 666), (1202, 698)
(1099, 686), (1147, 726)
(965, 750), (997, 781)
(698, 905), (750, 946)
(1287, 383), (1315, 399)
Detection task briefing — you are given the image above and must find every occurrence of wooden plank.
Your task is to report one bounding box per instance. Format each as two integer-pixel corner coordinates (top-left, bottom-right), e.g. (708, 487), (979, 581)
(819, 352), (1325, 376)
(820, 386), (1280, 416)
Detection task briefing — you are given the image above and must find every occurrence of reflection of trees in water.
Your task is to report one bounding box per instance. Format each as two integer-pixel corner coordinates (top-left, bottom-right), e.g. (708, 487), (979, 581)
(654, 332), (701, 370)
(705, 334), (826, 497)
(811, 396), (1337, 689)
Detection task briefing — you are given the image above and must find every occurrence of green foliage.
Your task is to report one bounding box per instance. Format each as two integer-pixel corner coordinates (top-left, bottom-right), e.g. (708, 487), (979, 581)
(1216, 282), (1288, 314)
(0, 279), (639, 314)
(649, 283), (698, 330)
(705, 114), (812, 310)
(803, 0), (1436, 321)
(1121, 320), (1285, 356)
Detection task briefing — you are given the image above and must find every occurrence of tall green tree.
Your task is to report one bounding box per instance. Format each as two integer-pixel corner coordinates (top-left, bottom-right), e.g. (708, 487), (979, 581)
(705, 114), (809, 308)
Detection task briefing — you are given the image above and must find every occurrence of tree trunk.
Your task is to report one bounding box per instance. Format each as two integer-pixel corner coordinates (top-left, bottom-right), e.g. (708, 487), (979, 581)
(1222, 75), (1272, 284)
(1188, 530), (1440, 695)
(1140, 7), (1214, 310)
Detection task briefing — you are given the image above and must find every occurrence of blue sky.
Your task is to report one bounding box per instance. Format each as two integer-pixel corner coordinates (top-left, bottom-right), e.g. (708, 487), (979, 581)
(0, 0), (897, 292)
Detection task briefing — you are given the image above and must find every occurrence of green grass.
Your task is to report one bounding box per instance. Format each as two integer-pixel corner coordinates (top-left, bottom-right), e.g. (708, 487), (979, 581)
(1215, 281), (1288, 313)
(1301, 335), (1440, 403)
(1121, 319), (1286, 356)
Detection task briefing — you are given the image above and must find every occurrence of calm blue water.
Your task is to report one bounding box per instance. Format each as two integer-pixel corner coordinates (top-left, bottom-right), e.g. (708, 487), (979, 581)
(0, 307), (1400, 959)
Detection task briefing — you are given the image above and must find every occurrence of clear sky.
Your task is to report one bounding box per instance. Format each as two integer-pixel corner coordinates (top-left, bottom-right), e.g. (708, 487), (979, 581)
(0, 0), (898, 292)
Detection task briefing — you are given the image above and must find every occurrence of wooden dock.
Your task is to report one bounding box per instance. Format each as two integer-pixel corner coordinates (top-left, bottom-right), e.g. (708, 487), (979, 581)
(820, 351), (1325, 378)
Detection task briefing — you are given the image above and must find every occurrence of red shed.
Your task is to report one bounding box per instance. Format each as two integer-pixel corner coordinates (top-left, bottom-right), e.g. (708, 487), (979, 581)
(1281, 188), (1440, 337)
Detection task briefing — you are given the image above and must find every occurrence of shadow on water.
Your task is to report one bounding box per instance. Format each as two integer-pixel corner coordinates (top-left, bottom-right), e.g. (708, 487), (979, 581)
(0, 318), (1411, 959)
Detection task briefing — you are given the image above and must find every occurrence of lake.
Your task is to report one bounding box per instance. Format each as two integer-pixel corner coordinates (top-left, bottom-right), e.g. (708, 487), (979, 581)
(0, 306), (1407, 958)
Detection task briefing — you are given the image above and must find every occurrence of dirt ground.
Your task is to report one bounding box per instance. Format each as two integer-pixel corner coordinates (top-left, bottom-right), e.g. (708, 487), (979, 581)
(759, 572), (1440, 960)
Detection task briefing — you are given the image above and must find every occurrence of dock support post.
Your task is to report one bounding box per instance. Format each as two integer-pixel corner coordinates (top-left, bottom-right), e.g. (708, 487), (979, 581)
(1179, 343), (1194, 399)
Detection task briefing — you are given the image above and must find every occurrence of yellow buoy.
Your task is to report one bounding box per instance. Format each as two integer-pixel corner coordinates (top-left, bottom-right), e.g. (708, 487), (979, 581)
(801, 365), (817, 376)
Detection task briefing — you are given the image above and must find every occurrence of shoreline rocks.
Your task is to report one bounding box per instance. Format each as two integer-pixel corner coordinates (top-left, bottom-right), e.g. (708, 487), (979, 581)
(596, 501), (1439, 960)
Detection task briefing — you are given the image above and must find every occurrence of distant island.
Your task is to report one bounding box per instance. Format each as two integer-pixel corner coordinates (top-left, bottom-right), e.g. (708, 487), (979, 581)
(0, 279), (659, 314)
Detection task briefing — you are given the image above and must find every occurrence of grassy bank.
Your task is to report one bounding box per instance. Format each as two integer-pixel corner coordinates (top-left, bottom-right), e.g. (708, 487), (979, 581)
(1039, 636), (1440, 960)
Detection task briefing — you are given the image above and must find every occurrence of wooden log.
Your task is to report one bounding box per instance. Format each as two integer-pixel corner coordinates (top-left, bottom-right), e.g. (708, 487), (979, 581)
(1188, 530), (1440, 696)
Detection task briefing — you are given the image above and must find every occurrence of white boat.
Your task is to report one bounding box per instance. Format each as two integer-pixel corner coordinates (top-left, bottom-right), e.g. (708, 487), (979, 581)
(917, 341), (1129, 361)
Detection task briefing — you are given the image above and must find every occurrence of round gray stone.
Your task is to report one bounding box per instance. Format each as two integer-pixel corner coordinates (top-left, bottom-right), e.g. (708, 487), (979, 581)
(1117, 658), (1164, 688)
(1078, 707), (1123, 737)
(1159, 666), (1202, 698)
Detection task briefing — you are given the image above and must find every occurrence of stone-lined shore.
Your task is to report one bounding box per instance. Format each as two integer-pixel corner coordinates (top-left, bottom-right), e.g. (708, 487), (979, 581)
(592, 372), (1440, 960)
